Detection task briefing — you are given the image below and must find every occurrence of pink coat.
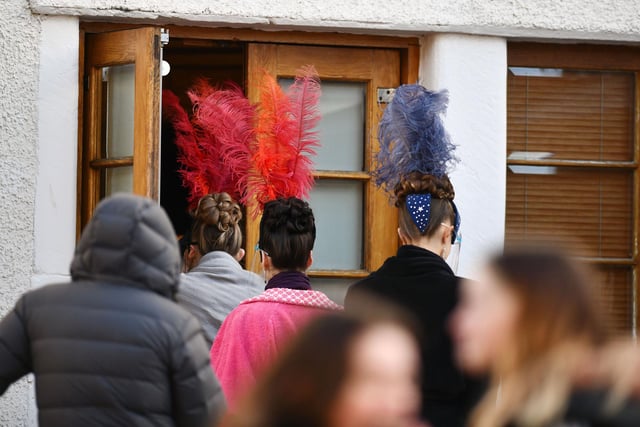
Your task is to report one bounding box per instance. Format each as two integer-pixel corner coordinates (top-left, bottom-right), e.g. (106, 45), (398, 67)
(210, 288), (342, 408)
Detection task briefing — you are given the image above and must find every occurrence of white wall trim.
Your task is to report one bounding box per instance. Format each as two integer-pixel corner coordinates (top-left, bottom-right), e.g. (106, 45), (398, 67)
(34, 15), (79, 276)
(420, 34), (507, 278)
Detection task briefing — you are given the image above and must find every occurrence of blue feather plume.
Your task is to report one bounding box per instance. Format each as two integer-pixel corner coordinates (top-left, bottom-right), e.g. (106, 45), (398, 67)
(374, 84), (458, 192)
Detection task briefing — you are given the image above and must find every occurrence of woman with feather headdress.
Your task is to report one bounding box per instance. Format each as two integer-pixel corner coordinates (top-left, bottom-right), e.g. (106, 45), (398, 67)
(201, 68), (343, 410)
(162, 86), (264, 348)
(345, 84), (483, 427)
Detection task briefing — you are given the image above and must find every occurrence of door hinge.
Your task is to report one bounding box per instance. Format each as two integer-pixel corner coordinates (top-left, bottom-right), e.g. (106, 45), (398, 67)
(160, 28), (170, 46)
(377, 88), (396, 104)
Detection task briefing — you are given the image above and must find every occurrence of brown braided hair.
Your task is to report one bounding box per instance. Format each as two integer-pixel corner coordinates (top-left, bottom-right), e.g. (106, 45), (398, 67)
(394, 172), (456, 241)
(191, 192), (243, 257)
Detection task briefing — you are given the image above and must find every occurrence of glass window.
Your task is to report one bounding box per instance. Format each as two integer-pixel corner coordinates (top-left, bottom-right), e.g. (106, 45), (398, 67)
(279, 80), (366, 171)
(308, 179), (364, 270)
(104, 64), (135, 158)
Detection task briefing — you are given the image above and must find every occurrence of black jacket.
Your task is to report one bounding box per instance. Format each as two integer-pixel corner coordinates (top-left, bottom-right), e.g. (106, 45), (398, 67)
(346, 245), (483, 427)
(0, 194), (225, 427)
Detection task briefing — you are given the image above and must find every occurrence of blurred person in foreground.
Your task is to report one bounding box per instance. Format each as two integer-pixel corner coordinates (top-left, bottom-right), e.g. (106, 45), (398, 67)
(0, 194), (224, 427)
(451, 246), (640, 427)
(177, 192), (263, 346)
(220, 305), (426, 427)
(210, 197), (341, 409)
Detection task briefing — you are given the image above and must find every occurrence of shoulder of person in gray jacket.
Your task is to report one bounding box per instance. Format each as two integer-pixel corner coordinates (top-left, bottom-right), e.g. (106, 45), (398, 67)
(0, 193), (226, 427)
(178, 250), (264, 346)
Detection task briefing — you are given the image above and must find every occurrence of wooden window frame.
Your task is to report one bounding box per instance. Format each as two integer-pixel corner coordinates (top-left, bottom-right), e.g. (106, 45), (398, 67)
(78, 22), (420, 276)
(508, 42), (640, 331)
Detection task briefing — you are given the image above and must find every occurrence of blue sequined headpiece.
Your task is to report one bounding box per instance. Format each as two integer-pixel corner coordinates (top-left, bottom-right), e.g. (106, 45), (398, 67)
(406, 194), (431, 233)
(406, 194), (461, 244)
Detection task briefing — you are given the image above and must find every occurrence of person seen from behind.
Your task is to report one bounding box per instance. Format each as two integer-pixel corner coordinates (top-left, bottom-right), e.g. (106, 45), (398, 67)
(210, 197), (342, 409)
(177, 192), (263, 346)
(346, 85), (481, 427)
(0, 193), (224, 427)
(451, 246), (640, 427)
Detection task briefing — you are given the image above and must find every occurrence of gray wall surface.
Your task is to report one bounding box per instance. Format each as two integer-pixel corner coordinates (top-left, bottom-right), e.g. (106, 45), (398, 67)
(0, 0), (41, 425)
(30, 0), (640, 41)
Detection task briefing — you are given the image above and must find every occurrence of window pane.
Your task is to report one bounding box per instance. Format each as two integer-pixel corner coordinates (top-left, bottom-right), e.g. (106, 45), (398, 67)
(103, 166), (133, 196)
(308, 179), (364, 270)
(310, 277), (358, 305)
(593, 266), (633, 333)
(508, 69), (634, 161)
(505, 168), (633, 258)
(280, 79), (366, 171)
(104, 64), (135, 158)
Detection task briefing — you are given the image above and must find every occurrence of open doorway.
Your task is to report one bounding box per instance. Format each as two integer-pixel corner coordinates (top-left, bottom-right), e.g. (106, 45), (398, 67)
(160, 39), (246, 237)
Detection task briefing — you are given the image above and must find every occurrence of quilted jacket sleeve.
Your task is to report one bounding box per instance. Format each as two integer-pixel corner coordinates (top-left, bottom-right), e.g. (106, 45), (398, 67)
(171, 315), (226, 427)
(0, 296), (32, 395)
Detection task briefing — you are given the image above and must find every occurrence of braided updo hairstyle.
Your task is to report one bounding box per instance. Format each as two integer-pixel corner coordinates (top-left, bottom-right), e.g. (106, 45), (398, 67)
(259, 197), (316, 271)
(191, 192), (243, 257)
(395, 172), (456, 241)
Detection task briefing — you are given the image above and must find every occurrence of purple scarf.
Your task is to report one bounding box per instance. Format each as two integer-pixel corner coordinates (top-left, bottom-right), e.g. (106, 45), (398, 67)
(265, 271), (312, 291)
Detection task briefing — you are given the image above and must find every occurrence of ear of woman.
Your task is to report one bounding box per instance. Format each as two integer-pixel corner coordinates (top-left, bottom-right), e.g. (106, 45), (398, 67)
(235, 248), (246, 262)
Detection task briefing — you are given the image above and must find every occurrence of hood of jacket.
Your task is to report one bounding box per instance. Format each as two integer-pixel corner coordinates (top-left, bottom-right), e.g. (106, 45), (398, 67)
(70, 193), (181, 298)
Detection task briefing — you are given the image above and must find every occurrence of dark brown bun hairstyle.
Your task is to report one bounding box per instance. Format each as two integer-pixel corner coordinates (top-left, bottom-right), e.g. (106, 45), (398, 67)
(258, 197), (316, 271)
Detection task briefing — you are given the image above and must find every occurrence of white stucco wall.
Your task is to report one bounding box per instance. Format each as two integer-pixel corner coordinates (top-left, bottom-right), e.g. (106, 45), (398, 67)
(0, 0), (41, 425)
(34, 16), (78, 283)
(420, 34), (507, 278)
(30, 0), (640, 42)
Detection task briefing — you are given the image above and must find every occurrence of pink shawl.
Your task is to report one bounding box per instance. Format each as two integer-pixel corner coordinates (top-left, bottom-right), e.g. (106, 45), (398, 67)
(210, 288), (342, 408)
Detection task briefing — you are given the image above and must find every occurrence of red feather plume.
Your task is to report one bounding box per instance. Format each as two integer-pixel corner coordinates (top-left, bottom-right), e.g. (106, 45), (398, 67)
(163, 82), (256, 209)
(245, 67), (322, 214)
(188, 80), (255, 203)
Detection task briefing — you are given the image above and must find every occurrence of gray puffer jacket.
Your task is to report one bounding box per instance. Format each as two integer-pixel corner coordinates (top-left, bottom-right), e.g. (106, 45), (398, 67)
(0, 194), (225, 427)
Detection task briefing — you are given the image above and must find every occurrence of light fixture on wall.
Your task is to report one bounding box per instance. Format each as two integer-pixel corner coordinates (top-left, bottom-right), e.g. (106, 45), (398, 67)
(161, 60), (171, 77)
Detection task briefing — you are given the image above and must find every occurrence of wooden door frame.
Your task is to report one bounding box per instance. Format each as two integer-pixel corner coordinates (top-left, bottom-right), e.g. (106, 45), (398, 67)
(80, 27), (162, 231)
(78, 22), (420, 246)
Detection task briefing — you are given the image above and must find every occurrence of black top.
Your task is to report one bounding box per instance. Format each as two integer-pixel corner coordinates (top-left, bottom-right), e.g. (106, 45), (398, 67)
(346, 245), (483, 427)
(0, 194), (224, 427)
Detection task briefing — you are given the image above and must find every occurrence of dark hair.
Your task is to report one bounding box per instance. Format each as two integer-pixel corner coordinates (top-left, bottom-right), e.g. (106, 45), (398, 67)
(258, 197), (316, 271)
(394, 172), (455, 240)
(222, 305), (418, 427)
(191, 193), (243, 257)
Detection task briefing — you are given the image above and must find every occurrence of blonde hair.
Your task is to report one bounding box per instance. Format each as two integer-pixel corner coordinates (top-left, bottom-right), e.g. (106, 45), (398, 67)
(470, 248), (610, 427)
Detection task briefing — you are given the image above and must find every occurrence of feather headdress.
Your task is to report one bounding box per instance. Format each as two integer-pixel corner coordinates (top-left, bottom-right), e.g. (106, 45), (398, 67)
(375, 84), (458, 193)
(188, 80), (255, 203)
(163, 81), (255, 208)
(245, 66), (321, 214)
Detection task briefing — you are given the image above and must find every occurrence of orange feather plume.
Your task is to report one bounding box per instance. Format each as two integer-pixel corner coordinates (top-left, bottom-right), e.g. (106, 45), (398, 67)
(245, 66), (322, 214)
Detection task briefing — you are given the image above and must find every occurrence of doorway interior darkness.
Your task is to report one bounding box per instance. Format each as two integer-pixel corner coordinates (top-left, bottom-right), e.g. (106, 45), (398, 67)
(160, 39), (246, 238)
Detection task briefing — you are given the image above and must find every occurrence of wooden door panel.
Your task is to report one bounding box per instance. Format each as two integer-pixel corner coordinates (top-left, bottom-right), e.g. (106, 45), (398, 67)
(81, 27), (162, 229)
(246, 43), (400, 278)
